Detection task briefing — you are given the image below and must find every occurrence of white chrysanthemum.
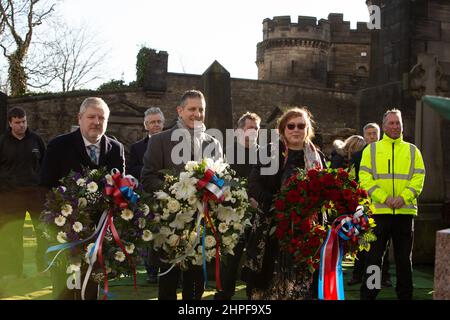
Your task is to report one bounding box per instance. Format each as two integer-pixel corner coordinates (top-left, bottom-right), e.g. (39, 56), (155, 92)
(125, 243), (135, 254)
(72, 221), (83, 233)
(231, 233), (239, 241)
(115, 251), (126, 262)
(169, 211), (194, 230)
(167, 198), (181, 213)
(56, 231), (67, 243)
(223, 187), (232, 202)
(153, 214), (161, 223)
(233, 222), (243, 232)
(105, 174), (114, 185)
(218, 222), (229, 233)
(170, 173), (198, 201)
(187, 194), (198, 206)
(120, 208), (134, 221)
(189, 231), (198, 244)
(54, 215), (66, 227)
(61, 204), (73, 217)
(154, 191), (170, 200)
(192, 255), (203, 266)
(142, 230), (152, 242)
(78, 197), (87, 208)
(205, 235), (216, 248)
(222, 236), (233, 246)
(86, 181), (98, 193)
(185, 161), (198, 172)
(217, 205), (239, 224)
(161, 210), (170, 220)
(138, 218), (146, 229)
(76, 178), (86, 186)
(141, 204), (150, 216)
(166, 234), (180, 247)
(206, 249), (216, 260)
(66, 263), (81, 274)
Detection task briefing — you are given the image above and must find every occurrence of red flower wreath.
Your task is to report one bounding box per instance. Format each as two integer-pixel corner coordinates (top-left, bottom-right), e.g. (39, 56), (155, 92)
(273, 168), (373, 273)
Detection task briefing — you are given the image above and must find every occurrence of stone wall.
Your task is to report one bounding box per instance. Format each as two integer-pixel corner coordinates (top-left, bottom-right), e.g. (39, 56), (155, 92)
(7, 72), (357, 160)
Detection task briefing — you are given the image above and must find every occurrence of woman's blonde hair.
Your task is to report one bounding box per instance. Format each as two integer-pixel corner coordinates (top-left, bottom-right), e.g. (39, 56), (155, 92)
(333, 135), (366, 159)
(277, 107), (315, 143)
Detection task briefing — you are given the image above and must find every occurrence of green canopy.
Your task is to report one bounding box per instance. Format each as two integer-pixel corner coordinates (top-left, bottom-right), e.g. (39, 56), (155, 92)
(422, 95), (450, 120)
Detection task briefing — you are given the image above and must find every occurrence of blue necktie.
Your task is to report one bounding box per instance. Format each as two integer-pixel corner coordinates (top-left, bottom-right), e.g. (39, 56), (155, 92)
(88, 145), (98, 164)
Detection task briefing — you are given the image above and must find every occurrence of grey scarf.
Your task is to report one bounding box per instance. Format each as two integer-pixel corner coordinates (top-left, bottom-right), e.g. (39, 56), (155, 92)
(176, 118), (207, 161)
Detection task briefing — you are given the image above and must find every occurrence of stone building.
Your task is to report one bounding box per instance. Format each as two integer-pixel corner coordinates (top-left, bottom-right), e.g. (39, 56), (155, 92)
(256, 14), (371, 90)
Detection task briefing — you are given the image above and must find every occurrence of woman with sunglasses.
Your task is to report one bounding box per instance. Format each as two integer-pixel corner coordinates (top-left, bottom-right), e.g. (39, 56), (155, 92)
(243, 107), (327, 300)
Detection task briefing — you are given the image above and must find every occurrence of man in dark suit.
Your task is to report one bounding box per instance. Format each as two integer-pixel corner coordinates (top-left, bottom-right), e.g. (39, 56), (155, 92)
(129, 107), (165, 284)
(40, 97), (125, 300)
(128, 107), (165, 180)
(214, 112), (261, 300)
(141, 90), (223, 300)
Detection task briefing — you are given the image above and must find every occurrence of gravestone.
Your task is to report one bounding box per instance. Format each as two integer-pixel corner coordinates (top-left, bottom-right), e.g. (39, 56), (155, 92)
(434, 229), (450, 300)
(408, 53), (448, 262)
(0, 92), (6, 133)
(202, 61), (233, 149)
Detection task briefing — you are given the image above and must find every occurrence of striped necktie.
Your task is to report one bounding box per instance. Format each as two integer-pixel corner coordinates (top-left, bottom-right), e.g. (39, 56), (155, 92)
(87, 145), (98, 164)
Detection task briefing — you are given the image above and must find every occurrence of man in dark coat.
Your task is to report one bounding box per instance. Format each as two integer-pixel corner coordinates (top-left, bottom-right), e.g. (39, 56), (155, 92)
(40, 97), (125, 300)
(129, 107), (165, 284)
(0, 107), (46, 282)
(141, 90), (223, 300)
(214, 112), (261, 300)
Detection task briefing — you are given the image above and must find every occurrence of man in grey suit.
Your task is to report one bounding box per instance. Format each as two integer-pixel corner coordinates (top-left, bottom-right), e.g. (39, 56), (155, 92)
(141, 89), (223, 300)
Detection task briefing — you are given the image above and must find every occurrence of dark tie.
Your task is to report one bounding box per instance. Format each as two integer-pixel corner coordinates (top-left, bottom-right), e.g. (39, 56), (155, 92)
(87, 145), (97, 164)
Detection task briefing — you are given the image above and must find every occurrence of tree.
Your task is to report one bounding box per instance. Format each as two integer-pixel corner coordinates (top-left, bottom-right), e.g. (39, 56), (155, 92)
(28, 22), (109, 92)
(0, 0), (55, 96)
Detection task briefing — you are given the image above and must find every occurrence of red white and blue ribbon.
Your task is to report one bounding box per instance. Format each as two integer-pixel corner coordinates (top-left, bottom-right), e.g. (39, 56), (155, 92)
(318, 206), (368, 300)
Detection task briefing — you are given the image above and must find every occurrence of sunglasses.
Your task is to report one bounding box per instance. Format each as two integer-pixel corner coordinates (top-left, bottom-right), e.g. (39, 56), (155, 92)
(286, 123), (306, 130)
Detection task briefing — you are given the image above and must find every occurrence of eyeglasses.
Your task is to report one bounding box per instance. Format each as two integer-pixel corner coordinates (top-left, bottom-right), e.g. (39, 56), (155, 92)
(147, 120), (163, 125)
(286, 123), (306, 130)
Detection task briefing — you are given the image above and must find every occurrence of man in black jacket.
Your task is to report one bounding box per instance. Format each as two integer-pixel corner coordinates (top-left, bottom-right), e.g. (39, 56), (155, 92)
(40, 97), (125, 299)
(129, 107), (165, 284)
(0, 107), (46, 282)
(214, 112), (261, 300)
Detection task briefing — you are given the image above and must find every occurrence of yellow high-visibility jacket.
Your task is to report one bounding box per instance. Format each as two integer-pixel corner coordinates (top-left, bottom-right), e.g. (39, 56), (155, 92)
(359, 134), (425, 215)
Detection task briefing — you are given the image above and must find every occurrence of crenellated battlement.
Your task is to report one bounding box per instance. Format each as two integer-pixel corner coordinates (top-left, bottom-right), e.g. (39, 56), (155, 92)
(257, 13), (372, 90)
(263, 15), (330, 43)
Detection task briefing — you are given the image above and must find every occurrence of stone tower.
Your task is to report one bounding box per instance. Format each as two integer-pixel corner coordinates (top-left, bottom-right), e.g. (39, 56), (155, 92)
(256, 16), (331, 87)
(256, 14), (371, 90)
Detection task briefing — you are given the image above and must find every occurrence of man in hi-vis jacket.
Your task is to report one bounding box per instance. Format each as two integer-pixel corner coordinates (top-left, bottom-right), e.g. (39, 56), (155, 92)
(359, 109), (425, 300)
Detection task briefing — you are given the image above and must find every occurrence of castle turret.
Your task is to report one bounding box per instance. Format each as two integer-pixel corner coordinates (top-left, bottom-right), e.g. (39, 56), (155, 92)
(256, 14), (371, 90)
(256, 16), (331, 87)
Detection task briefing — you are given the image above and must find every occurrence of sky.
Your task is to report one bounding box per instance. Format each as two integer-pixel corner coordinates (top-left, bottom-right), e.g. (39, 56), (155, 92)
(57, 0), (371, 89)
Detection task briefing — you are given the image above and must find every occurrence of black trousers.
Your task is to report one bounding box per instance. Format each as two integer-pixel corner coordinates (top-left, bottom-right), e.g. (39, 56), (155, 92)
(360, 214), (414, 300)
(352, 239), (391, 280)
(0, 187), (47, 277)
(214, 237), (246, 300)
(158, 265), (204, 300)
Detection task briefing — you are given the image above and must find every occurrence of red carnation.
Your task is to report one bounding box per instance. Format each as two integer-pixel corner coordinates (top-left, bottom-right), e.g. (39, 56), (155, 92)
(309, 180), (321, 192)
(286, 190), (300, 203)
(276, 213), (285, 221)
(275, 227), (285, 239)
(275, 199), (286, 211)
(307, 169), (319, 179)
(350, 180), (358, 188)
(338, 168), (349, 179)
(342, 189), (353, 200)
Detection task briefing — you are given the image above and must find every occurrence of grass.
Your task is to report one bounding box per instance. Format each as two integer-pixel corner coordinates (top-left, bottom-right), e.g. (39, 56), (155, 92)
(0, 213), (435, 300)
